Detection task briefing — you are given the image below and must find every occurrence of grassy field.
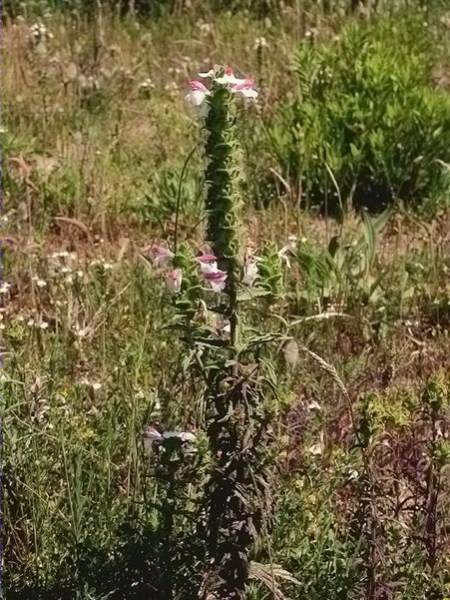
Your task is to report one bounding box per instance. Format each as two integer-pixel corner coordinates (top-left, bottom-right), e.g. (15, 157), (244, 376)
(2, 1), (450, 598)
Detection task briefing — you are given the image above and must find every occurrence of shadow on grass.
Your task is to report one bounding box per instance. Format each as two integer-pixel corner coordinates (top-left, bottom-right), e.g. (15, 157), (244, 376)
(6, 521), (204, 599)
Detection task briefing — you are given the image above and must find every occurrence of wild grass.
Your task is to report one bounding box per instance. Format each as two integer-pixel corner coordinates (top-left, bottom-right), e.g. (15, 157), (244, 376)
(2, 1), (450, 598)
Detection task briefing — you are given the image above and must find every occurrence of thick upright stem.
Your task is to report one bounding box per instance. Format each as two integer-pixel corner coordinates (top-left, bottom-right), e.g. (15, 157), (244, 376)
(199, 80), (256, 600)
(204, 84), (242, 335)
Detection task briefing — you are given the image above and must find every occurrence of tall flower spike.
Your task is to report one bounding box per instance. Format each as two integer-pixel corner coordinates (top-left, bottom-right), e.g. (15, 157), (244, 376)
(204, 74), (243, 309)
(198, 67), (260, 600)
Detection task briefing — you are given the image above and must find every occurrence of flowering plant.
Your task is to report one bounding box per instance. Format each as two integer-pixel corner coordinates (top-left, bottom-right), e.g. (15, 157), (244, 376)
(186, 66), (258, 107)
(143, 66), (294, 599)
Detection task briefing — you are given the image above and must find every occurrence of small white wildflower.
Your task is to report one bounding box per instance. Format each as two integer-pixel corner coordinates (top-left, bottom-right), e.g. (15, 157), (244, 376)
(165, 81), (179, 94)
(79, 378), (101, 391)
(32, 276), (47, 288)
(253, 36), (269, 51)
(308, 442), (323, 456)
(198, 21), (213, 35)
(308, 432), (324, 456)
(139, 78), (155, 91)
(0, 282), (11, 294)
(38, 321), (49, 330)
(347, 469), (359, 481)
(52, 250), (70, 259)
(74, 326), (90, 338)
(308, 400), (322, 411)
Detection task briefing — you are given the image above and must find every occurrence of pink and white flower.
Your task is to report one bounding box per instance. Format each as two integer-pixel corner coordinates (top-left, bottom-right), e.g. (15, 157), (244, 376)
(185, 80), (210, 106)
(202, 268), (228, 293)
(196, 253), (218, 274)
(214, 67), (258, 99)
(143, 425), (163, 443)
(165, 268), (183, 293)
(214, 66), (243, 86)
(187, 67), (258, 105)
(231, 78), (258, 99)
(149, 245), (174, 268)
(163, 431), (197, 443)
(142, 425), (163, 453)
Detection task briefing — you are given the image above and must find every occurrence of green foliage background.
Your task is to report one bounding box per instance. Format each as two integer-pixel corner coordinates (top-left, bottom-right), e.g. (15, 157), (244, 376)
(2, 0), (450, 598)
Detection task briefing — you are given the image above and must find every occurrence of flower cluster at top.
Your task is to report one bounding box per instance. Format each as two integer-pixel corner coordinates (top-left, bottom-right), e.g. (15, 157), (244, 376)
(185, 66), (258, 107)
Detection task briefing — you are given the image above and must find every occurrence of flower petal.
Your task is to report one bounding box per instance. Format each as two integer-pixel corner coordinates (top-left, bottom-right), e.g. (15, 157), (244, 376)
(189, 79), (209, 92)
(197, 253), (218, 273)
(165, 268), (183, 293)
(215, 73), (242, 85)
(239, 87), (258, 99)
(198, 69), (215, 78)
(150, 245), (174, 267)
(231, 79), (258, 99)
(202, 269), (228, 292)
(185, 90), (207, 106)
(199, 262), (218, 274)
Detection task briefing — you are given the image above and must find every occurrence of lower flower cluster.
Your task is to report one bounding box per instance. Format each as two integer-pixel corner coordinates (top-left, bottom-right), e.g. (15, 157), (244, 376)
(147, 244), (229, 294)
(144, 237), (299, 296)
